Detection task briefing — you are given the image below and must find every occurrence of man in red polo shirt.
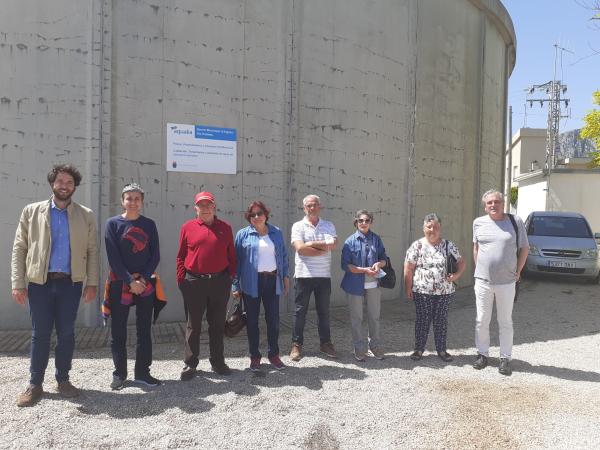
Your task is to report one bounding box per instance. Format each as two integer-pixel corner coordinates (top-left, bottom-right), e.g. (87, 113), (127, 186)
(176, 192), (236, 379)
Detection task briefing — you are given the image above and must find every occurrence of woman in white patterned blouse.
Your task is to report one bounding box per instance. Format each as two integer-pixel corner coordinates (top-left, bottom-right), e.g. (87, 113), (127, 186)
(403, 213), (466, 362)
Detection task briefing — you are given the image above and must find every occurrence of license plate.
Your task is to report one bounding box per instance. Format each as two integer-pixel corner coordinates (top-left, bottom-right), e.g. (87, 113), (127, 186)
(548, 261), (576, 268)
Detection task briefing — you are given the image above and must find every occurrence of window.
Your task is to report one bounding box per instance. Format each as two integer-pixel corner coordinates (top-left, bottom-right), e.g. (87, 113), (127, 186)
(528, 216), (592, 238)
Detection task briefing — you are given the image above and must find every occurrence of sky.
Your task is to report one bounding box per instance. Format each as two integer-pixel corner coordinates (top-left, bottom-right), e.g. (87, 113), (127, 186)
(502, 0), (599, 133)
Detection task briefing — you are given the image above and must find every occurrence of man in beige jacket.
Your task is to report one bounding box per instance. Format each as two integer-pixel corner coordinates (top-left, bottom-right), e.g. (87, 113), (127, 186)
(11, 164), (99, 407)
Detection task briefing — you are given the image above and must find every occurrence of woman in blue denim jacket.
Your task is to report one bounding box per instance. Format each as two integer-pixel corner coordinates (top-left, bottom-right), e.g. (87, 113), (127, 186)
(341, 210), (387, 361)
(232, 200), (289, 371)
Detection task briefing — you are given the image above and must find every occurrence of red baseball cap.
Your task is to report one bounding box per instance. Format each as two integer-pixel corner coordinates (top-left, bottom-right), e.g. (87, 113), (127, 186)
(194, 191), (215, 204)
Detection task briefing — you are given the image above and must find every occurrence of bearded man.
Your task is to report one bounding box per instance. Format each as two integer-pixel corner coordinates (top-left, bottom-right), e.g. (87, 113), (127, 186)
(11, 164), (98, 406)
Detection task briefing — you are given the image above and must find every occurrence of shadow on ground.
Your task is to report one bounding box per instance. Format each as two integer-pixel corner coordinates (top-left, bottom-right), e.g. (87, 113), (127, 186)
(68, 364), (366, 418)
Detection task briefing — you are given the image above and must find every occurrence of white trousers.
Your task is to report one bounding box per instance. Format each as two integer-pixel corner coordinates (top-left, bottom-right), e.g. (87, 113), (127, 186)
(474, 279), (515, 359)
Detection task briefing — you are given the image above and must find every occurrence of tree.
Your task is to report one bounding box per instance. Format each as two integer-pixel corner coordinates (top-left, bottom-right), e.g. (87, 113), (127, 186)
(576, 0), (600, 24)
(581, 90), (600, 167)
(510, 186), (518, 207)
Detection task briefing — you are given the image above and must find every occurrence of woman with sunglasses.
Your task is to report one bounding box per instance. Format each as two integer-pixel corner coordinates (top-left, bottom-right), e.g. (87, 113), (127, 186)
(232, 201), (289, 371)
(403, 213), (466, 363)
(340, 210), (388, 361)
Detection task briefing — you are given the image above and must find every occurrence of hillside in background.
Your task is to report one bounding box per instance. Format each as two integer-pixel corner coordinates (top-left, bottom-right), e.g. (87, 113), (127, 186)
(559, 129), (597, 158)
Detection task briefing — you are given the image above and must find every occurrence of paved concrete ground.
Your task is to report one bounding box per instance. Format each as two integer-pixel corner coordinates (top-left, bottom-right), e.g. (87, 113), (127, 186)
(0, 289), (443, 354)
(0, 320), (187, 353)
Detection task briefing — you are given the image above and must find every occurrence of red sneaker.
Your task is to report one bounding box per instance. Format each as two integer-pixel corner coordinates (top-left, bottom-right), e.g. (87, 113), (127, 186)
(250, 357), (261, 372)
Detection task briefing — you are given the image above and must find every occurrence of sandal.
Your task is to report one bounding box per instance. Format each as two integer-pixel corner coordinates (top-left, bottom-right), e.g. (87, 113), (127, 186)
(410, 350), (423, 361)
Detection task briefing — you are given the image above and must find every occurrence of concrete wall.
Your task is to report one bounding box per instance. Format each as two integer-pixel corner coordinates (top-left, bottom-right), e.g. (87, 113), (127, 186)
(411, 0), (513, 279)
(516, 178), (547, 221)
(290, 0), (416, 313)
(516, 170), (600, 232)
(512, 128), (600, 229)
(0, 1), (103, 327)
(0, 0), (515, 329)
(508, 128), (546, 183)
(548, 172), (600, 234)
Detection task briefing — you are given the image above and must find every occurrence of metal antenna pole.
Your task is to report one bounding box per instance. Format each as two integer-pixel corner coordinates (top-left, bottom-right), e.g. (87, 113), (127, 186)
(546, 44), (559, 171)
(525, 43), (572, 174)
(505, 105), (513, 213)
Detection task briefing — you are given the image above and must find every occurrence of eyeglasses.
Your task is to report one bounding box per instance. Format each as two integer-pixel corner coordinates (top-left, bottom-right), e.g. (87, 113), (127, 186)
(249, 211), (264, 218)
(357, 219), (371, 224)
(304, 203), (319, 209)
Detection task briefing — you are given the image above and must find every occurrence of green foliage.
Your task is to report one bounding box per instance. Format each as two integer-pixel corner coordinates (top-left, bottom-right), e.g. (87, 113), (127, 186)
(581, 91), (600, 168)
(510, 186), (518, 206)
(587, 151), (600, 168)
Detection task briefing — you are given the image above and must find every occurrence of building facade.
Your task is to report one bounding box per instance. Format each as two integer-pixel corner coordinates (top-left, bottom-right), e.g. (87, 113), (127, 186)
(508, 128), (600, 231)
(0, 0), (516, 328)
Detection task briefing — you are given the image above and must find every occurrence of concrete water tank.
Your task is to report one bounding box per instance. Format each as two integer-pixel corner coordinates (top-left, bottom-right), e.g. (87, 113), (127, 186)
(0, 0), (515, 327)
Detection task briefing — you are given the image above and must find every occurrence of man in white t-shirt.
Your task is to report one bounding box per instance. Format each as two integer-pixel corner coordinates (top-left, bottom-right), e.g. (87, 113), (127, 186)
(472, 189), (529, 376)
(289, 194), (337, 361)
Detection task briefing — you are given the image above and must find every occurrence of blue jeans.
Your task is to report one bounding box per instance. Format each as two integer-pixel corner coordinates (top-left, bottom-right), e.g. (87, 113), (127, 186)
(292, 277), (331, 345)
(243, 273), (280, 359)
(28, 279), (82, 386)
(109, 284), (154, 379)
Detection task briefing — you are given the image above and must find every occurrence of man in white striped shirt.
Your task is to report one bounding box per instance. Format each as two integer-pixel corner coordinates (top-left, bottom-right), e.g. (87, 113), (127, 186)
(289, 194), (338, 361)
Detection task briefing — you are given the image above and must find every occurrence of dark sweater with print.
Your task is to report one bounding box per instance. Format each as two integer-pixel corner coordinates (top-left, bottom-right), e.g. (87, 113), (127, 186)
(105, 215), (160, 284)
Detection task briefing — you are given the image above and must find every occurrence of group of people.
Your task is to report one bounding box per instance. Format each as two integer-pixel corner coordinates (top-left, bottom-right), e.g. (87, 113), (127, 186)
(402, 190), (528, 376)
(11, 163), (528, 408)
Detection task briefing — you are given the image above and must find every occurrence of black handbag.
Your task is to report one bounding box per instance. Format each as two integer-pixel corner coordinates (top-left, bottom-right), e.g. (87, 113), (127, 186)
(445, 240), (458, 275)
(379, 257), (396, 289)
(507, 214), (520, 303)
(224, 298), (246, 338)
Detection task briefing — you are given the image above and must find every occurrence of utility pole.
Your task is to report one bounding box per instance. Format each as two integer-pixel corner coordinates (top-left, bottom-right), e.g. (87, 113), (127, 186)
(505, 105), (513, 213)
(525, 44), (572, 173)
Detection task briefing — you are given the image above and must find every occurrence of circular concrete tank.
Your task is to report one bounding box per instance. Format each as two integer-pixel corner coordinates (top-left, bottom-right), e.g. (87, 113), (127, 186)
(0, 0), (515, 326)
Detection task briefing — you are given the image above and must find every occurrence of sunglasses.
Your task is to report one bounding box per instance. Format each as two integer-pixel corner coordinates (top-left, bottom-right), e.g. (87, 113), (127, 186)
(357, 219), (371, 224)
(249, 211), (265, 218)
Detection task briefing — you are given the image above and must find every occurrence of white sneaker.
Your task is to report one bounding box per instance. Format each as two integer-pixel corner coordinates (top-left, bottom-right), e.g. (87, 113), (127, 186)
(353, 350), (367, 361)
(368, 348), (385, 360)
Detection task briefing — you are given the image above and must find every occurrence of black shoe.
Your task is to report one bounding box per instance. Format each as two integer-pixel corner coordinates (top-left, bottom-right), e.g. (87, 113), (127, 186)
(437, 351), (453, 362)
(410, 350), (423, 361)
(473, 354), (488, 370)
(211, 363), (232, 376)
(110, 376), (125, 390)
(133, 373), (161, 387)
(180, 366), (197, 381)
(499, 358), (512, 376)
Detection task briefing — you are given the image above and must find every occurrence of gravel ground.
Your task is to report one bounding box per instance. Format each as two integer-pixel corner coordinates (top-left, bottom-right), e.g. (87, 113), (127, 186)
(1, 277), (599, 449)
